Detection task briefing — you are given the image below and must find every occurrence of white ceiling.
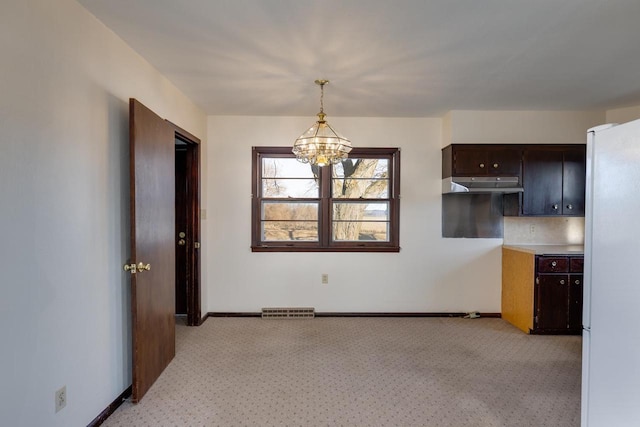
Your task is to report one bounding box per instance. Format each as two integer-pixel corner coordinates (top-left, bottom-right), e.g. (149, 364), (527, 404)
(78, 0), (640, 117)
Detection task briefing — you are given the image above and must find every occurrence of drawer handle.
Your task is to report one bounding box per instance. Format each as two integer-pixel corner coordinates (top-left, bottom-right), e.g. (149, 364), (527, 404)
(560, 279), (565, 285)
(493, 163), (499, 168)
(567, 204), (573, 210)
(479, 163), (485, 168)
(551, 261), (557, 267)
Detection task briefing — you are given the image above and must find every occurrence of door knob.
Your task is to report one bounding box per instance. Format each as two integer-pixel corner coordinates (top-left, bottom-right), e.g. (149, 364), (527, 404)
(493, 163), (499, 168)
(479, 163), (485, 168)
(551, 261), (557, 267)
(136, 262), (151, 271)
(552, 204), (559, 210)
(178, 239), (186, 246)
(566, 204), (573, 210)
(575, 279), (580, 285)
(179, 231), (186, 238)
(124, 263), (137, 274)
(559, 279), (565, 285)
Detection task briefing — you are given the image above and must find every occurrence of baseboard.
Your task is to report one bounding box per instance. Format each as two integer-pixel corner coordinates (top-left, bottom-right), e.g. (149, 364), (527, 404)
(87, 385), (132, 427)
(207, 311), (501, 318)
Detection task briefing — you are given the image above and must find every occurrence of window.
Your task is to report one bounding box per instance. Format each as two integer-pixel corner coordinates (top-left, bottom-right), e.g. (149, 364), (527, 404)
(251, 147), (400, 252)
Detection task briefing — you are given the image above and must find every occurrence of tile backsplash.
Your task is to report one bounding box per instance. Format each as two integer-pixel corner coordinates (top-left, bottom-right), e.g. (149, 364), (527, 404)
(503, 217), (585, 245)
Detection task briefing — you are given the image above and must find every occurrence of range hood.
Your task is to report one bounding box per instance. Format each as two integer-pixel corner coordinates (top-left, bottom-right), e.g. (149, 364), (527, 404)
(442, 176), (524, 194)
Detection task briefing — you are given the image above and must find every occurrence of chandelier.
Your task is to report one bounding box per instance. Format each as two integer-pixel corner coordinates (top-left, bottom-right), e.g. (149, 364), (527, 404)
(292, 79), (352, 167)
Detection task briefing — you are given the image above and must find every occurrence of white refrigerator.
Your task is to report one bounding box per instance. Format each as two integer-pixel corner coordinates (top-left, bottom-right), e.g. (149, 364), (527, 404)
(582, 119), (640, 426)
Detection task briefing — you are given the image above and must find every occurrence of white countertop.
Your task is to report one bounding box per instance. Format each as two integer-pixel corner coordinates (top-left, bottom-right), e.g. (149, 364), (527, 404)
(503, 244), (584, 255)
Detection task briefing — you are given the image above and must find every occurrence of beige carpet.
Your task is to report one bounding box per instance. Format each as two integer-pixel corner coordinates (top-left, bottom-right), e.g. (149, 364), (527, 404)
(103, 317), (581, 427)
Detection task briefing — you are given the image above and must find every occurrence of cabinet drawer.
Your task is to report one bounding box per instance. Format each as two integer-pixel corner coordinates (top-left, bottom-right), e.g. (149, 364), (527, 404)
(538, 256), (569, 273)
(570, 257), (584, 273)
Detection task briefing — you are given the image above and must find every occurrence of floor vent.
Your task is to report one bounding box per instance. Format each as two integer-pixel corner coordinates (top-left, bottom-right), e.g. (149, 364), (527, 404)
(261, 307), (315, 319)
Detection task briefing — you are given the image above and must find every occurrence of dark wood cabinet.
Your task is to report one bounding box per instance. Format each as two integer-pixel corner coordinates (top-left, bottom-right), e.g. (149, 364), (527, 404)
(442, 145), (522, 177)
(533, 255), (583, 334)
(522, 146), (586, 216)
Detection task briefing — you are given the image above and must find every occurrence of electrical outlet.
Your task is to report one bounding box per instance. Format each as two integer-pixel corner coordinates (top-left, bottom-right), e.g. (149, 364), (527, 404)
(529, 224), (536, 234)
(55, 386), (66, 413)
(321, 273), (329, 284)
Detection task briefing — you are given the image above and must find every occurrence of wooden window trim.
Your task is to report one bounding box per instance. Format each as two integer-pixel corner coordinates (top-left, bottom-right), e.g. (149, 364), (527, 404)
(251, 146), (400, 252)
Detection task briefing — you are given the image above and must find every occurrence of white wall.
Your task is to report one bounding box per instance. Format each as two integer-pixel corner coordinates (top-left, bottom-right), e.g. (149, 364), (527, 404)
(0, 1), (206, 426)
(207, 116), (503, 313)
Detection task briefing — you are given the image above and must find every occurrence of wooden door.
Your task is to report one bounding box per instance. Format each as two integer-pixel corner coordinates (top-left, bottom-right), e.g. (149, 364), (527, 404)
(523, 149), (563, 215)
(175, 147), (188, 315)
(453, 147), (489, 175)
(562, 147), (586, 215)
(129, 99), (176, 402)
(568, 274), (584, 331)
(536, 275), (570, 331)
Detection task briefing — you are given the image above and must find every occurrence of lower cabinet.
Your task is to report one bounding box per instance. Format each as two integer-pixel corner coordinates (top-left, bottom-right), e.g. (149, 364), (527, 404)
(533, 256), (583, 334)
(502, 247), (583, 335)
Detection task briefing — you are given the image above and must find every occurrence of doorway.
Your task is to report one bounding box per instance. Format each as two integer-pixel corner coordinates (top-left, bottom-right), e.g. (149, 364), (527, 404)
(171, 123), (201, 326)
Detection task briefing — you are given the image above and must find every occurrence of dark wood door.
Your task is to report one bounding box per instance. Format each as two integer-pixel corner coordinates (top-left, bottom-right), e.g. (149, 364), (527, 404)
(129, 99), (176, 402)
(453, 147), (489, 175)
(487, 148), (521, 175)
(536, 275), (569, 331)
(568, 274), (583, 331)
(175, 147), (188, 315)
(523, 149), (563, 215)
(562, 147), (586, 215)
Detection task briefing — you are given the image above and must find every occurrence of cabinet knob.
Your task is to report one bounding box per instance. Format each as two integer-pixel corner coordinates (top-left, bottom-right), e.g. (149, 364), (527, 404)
(560, 279), (565, 285)
(493, 163), (499, 168)
(575, 279), (580, 285)
(479, 163), (485, 168)
(552, 204), (559, 210)
(567, 204), (573, 210)
(551, 261), (557, 267)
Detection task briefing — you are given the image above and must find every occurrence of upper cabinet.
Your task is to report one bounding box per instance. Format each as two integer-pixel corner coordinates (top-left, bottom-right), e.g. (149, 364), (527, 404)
(521, 145), (586, 216)
(442, 144), (522, 177)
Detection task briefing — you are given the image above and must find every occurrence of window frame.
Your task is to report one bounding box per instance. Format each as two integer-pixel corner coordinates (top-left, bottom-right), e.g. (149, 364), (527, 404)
(251, 146), (400, 252)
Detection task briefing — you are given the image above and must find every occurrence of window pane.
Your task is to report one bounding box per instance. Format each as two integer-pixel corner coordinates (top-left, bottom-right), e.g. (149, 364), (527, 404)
(262, 201), (318, 221)
(332, 221), (389, 242)
(333, 159), (388, 179)
(262, 178), (319, 198)
(262, 158), (316, 178)
(332, 202), (389, 241)
(332, 158), (389, 198)
(262, 221), (318, 241)
(333, 202), (389, 221)
(332, 178), (388, 199)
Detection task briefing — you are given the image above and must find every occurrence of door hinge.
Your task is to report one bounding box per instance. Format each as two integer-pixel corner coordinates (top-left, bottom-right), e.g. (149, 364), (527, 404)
(535, 277), (539, 285)
(194, 242), (201, 249)
(534, 315), (538, 324)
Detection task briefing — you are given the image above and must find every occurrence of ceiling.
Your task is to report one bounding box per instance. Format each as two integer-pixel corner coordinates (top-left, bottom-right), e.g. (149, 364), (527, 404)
(78, 0), (640, 117)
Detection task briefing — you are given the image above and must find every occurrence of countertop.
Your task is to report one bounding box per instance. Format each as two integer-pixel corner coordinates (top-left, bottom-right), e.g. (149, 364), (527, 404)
(502, 244), (584, 256)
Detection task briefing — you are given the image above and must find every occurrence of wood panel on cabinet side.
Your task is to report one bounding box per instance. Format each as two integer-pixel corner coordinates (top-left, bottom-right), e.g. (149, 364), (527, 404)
(501, 248), (535, 333)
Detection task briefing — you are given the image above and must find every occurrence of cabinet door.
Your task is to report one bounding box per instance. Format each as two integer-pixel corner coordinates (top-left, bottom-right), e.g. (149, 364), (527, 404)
(453, 148), (489, 175)
(568, 274), (583, 331)
(523, 149), (564, 215)
(562, 147), (586, 215)
(536, 275), (569, 330)
(488, 148), (521, 175)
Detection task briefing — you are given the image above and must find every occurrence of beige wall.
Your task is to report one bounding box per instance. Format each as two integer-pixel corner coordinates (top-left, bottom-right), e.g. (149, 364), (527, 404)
(0, 1), (206, 426)
(444, 110), (605, 145)
(606, 105), (640, 124)
(206, 116), (504, 314)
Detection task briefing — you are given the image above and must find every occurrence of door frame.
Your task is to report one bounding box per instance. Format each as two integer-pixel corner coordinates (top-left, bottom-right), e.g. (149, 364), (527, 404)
(167, 120), (202, 326)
